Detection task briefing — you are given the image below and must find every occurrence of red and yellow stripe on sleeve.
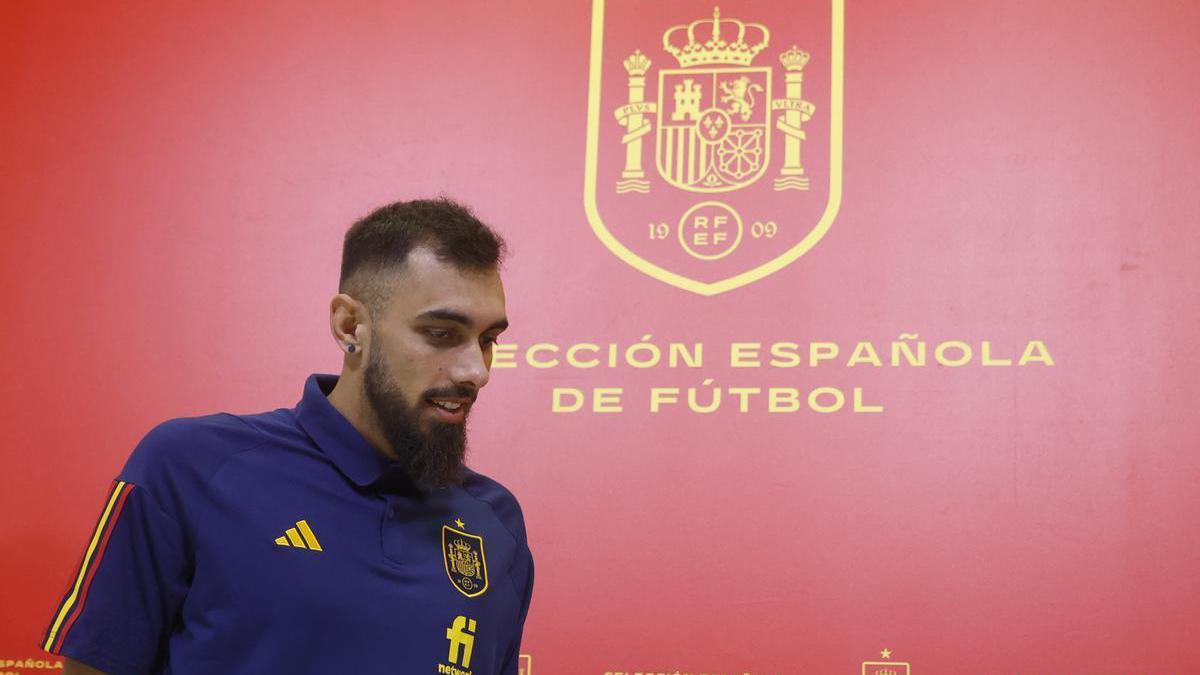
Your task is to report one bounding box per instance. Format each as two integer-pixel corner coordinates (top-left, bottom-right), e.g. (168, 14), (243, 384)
(42, 480), (136, 653)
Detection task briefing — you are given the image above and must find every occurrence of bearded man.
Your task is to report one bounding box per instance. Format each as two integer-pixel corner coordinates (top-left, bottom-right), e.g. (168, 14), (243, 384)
(43, 198), (534, 675)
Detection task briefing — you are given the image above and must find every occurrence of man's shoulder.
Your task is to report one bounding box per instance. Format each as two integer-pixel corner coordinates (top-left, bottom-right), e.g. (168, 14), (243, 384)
(120, 409), (295, 493)
(461, 469), (529, 545)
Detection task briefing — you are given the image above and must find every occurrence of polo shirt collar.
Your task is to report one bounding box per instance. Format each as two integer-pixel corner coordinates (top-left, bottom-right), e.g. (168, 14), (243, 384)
(295, 373), (391, 489)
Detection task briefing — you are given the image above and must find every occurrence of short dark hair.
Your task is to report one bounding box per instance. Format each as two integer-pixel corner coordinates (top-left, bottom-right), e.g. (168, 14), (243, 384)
(339, 197), (506, 311)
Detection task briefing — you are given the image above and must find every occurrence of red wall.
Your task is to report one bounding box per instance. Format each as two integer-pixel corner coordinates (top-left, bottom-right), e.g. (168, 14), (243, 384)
(3, 1), (1199, 673)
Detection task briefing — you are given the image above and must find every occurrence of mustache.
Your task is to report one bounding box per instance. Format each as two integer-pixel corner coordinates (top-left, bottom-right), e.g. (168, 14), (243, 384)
(421, 385), (477, 403)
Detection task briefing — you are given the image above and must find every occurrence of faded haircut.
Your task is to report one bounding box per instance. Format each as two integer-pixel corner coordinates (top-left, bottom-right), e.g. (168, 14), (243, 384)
(338, 197), (506, 313)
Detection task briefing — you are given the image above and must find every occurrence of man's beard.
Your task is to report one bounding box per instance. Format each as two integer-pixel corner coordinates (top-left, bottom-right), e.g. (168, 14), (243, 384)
(362, 345), (472, 490)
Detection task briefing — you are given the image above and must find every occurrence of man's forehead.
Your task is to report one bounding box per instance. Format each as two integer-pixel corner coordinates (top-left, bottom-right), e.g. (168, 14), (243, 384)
(379, 249), (506, 324)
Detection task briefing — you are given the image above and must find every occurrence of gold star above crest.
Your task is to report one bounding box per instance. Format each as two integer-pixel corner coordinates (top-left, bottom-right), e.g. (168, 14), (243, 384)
(454, 518), (465, 529)
(880, 648), (892, 659)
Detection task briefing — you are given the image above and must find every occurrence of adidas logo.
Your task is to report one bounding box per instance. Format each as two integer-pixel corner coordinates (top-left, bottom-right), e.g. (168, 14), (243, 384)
(274, 519), (323, 551)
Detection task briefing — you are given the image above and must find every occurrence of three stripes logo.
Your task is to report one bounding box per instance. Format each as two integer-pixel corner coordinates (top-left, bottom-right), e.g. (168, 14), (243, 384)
(274, 519), (323, 551)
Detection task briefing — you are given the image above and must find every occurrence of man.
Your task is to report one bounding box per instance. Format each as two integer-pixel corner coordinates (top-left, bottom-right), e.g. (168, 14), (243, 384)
(42, 198), (534, 674)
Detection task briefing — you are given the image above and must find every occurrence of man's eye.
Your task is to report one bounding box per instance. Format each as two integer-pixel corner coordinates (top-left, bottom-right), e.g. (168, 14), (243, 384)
(426, 328), (453, 342)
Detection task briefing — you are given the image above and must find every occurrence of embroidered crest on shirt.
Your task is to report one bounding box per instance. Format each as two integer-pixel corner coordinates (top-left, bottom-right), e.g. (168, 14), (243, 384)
(443, 519), (489, 598)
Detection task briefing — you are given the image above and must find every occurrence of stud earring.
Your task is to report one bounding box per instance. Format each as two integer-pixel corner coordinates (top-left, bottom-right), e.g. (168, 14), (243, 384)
(347, 344), (357, 353)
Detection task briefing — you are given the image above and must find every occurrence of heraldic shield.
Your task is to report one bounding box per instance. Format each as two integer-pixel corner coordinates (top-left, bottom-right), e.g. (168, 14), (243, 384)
(443, 524), (489, 598)
(585, 0), (843, 295)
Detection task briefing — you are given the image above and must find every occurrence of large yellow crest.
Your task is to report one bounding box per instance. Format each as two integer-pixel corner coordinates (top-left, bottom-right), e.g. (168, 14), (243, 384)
(585, 1), (844, 295)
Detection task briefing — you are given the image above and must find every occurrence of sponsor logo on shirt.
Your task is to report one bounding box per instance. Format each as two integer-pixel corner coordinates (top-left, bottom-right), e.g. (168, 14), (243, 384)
(439, 615), (478, 674)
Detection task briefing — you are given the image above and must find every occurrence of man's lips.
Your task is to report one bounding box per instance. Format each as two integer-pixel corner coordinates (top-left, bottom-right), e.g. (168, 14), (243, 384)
(424, 391), (476, 423)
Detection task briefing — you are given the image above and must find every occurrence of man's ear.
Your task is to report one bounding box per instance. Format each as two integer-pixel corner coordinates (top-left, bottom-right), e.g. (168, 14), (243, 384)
(330, 293), (368, 355)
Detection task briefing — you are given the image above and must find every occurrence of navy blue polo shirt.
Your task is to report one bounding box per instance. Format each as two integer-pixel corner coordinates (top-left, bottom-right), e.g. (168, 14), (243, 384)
(43, 374), (533, 675)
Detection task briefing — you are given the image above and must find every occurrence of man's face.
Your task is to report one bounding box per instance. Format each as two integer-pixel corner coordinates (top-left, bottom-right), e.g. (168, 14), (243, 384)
(362, 248), (507, 489)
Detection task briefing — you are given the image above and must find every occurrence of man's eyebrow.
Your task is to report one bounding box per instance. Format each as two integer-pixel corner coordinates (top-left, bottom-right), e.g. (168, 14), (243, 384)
(416, 309), (508, 332)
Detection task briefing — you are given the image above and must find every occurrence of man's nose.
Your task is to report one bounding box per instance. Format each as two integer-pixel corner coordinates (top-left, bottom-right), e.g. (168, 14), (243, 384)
(450, 343), (490, 390)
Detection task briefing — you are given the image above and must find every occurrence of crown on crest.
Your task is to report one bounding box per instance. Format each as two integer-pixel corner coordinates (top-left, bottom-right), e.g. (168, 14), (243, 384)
(779, 45), (811, 71)
(623, 50), (651, 76)
(662, 6), (770, 68)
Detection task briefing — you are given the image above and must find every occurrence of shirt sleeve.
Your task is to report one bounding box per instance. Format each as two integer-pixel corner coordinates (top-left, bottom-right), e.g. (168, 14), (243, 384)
(41, 478), (191, 675)
(499, 544), (534, 675)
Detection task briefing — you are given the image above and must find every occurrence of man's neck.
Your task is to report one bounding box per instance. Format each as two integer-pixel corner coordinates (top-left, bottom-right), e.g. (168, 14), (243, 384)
(326, 374), (397, 460)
